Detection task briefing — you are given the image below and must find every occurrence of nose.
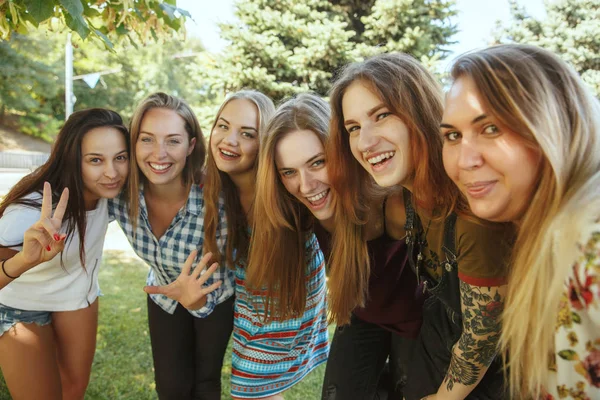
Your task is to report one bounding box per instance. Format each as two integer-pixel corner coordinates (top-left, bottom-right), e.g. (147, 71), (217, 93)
(299, 170), (317, 194)
(356, 124), (379, 153)
(458, 137), (483, 170)
(223, 129), (239, 146)
(104, 161), (118, 180)
(153, 141), (167, 159)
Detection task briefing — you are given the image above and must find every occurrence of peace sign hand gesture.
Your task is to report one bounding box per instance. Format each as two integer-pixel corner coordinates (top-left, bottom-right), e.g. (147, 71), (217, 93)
(143, 251), (223, 310)
(20, 182), (69, 269)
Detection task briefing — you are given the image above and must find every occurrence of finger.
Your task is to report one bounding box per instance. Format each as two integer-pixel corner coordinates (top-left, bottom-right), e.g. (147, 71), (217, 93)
(195, 261), (219, 282)
(192, 253), (214, 280)
(201, 280), (222, 296)
(40, 181), (52, 219)
(52, 187), (69, 222)
(39, 217), (59, 240)
(182, 250), (198, 277)
(24, 227), (52, 249)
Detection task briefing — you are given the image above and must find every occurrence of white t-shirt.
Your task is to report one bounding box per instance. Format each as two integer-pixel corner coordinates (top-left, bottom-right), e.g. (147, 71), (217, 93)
(0, 194), (109, 311)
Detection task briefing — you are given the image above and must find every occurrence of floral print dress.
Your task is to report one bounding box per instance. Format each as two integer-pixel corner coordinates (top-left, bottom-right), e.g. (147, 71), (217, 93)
(546, 223), (600, 399)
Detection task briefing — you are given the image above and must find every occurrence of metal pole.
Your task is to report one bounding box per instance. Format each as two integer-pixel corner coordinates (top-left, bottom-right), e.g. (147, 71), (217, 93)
(65, 33), (73, 119)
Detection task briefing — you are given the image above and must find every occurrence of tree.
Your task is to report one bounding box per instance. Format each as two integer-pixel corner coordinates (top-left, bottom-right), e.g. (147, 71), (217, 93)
(0, 0), (189, 49)
(494, 0), (599, 96)
(203, 0), (457, 101)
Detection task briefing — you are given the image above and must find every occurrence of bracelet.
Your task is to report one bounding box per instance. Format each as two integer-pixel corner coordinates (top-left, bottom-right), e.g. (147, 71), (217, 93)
(1, 258), (20, 280)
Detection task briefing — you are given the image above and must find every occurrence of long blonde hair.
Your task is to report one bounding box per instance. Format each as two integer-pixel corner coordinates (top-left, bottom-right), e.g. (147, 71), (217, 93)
(203, 90), (275, 267)
(451, 44), (600, 398)
(246, 93), (330, 321)
(326, 52), (462, 325)
(127, 92), (205, 227)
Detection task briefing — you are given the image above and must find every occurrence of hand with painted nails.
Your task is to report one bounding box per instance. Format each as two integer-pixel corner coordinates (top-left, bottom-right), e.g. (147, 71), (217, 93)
(143, 250), (222, 310)
(20, 182), (69, 269)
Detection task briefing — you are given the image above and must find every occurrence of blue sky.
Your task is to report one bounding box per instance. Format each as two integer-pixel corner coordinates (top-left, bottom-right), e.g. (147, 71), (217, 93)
(178, 0), (547, 68)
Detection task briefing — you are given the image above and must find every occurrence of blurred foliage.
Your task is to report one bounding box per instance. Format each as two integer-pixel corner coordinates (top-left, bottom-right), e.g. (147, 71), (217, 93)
(0, 26), (215, 139)
(0, 0), (189, 49)
(201, 0), (458, 102)
(494, 0), (599, 96)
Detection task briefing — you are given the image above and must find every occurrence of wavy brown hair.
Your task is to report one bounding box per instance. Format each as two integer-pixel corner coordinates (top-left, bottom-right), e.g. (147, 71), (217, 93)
(0, 109), (129, 269)
(246, 93), (330, 321)
(127, 92), (206, 228)
(451, 44), (600, 398)
(203, 90), (275, 268)
(326, 52), (463, 325)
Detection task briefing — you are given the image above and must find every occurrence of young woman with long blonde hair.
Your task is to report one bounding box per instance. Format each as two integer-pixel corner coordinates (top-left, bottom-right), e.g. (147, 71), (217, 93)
(327, 53), (515, 399)
(442, 44), (600, 399)
(108, 92), (234, 400)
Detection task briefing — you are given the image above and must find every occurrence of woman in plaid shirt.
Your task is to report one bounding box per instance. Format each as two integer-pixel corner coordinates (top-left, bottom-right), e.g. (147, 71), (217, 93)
(108, 92), (235, 400)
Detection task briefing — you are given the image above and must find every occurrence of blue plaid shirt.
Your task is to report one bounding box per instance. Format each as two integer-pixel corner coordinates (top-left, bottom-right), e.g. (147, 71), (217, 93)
(108, 184), (235, 318)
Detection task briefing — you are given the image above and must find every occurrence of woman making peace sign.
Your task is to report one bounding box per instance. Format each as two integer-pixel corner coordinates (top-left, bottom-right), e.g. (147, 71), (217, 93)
(0, 108), (129, 400)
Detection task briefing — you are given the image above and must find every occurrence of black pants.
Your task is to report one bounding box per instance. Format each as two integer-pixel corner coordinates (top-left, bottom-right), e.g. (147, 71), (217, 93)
(321, 314), (415, 400)
(146, 295), (234, 400)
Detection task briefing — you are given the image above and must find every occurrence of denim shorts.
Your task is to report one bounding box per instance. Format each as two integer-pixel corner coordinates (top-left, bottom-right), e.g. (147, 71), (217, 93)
(0, 303), (52, 337)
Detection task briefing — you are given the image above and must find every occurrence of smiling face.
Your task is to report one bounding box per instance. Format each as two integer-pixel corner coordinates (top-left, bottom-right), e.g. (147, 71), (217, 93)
(210, 99), (260, 178)
(81, 126), (129, 210)
(341, 80), (413, 188)
(441, 75), (541, 222)
(135, 107), (195, 188)
(275, 129), (333, 222)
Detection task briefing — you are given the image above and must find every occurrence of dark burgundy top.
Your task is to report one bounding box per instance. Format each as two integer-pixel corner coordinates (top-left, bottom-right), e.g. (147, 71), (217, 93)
(314, 210), (423, 338)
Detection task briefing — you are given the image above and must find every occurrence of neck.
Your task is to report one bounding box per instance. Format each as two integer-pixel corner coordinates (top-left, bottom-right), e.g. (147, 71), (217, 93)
(145, 178), (189, 203)
(84, 196), (98, 211)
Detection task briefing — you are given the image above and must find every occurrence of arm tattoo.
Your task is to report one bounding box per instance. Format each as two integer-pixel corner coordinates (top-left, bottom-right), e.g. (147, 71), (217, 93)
(444, 280), (505, 392)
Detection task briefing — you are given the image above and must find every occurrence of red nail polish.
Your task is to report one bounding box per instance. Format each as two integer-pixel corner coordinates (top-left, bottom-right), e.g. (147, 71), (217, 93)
(46, 245), (51, 251)
(53, 233), (60, 241)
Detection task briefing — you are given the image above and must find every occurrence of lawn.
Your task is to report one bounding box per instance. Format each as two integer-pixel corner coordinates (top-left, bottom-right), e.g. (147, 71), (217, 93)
(0, 250), (328, 399)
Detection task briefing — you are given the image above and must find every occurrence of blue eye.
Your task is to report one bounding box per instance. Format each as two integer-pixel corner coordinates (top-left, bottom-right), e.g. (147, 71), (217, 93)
(241, 131), (255, 139)
(376, 112), (391, 121)
(312, 159), (325, 167)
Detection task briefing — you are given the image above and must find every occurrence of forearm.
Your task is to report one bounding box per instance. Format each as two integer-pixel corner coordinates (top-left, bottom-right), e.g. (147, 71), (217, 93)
(432, 281), (505, 400)
(434, 339), (495, 399)
(0, 250), (34, 290)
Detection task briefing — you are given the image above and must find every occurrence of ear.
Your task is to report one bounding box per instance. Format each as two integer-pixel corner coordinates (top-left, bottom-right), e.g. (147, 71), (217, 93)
(187, 137), (196, 157)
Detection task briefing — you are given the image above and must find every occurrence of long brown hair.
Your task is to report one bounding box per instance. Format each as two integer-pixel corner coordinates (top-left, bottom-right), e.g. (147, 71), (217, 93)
(451, 44), (600, 398)
(203, 90), (275, 267)
(0, 108), (129, 268)
(246, 93), (330, 321)
(127, 92), (206, 227)
(326, 52), (461, 325)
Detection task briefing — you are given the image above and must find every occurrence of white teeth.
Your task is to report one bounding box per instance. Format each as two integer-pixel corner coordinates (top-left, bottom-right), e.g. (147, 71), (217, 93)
(221, 149), (239, 157)
(307, 190), (328, 203)
(150, 163), (171, 171)
(367, 151), (395, 165)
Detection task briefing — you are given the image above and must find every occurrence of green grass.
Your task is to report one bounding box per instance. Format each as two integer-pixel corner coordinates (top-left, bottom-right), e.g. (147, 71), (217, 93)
(0, 250), (328, 399)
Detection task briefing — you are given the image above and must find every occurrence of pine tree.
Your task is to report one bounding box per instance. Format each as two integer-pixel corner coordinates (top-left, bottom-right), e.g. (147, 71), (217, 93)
(495, 0), (599, 96)
(204, 0), (457, 101)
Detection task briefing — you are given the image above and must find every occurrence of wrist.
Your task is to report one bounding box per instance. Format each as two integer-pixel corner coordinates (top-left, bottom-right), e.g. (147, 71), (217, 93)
(8, 252), (36, 276)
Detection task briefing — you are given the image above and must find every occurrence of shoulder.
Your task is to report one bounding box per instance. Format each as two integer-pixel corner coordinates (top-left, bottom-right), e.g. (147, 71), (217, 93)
(455, 216), (515, 285)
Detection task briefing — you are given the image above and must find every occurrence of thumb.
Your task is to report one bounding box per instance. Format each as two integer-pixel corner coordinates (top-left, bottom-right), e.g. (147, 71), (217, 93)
(143, 285), (167, 295)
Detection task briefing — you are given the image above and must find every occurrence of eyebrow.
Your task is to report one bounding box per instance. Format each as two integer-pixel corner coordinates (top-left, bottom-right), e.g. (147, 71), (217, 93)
(440, 114), (489, 129)
(139, 131), (184, 137)
(344, 103), (387, 126)
(84, 149), (128, 157)
(219, 117), (258, 132)
(277, 153), (324, 171)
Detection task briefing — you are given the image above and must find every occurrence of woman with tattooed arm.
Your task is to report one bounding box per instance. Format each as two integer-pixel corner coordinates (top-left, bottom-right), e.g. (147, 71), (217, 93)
(326, 53), (514, 399)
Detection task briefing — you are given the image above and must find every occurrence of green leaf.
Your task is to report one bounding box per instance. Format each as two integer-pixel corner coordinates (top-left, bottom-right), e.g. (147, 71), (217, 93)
(159, 3), (177, 20)
(572, 312), (582, 324)
(22, 0), (56, 24)
(558, 349), (580, 361)
(60, 0), (89, 39)
(94, 29), (114, 50)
